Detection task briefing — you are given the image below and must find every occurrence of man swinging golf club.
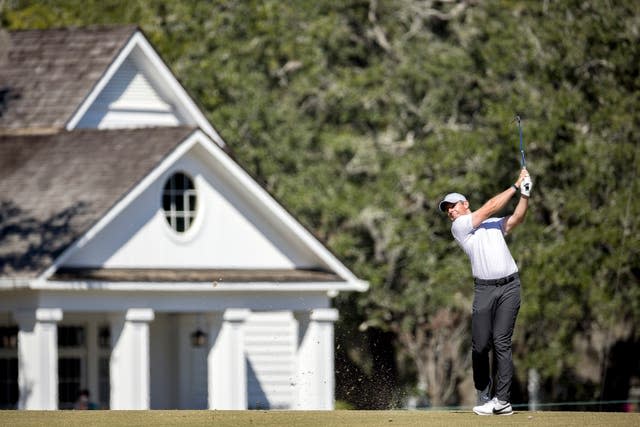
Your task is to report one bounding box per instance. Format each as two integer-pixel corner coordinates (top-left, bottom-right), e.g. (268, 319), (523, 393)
(439, 167), (532, 415)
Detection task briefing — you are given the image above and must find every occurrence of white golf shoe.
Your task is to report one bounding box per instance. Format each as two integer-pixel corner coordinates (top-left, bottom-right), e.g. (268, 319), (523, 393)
(492, 400), (513, 415)
(473, 397), (514, 415)
(473, 397), (498, 415)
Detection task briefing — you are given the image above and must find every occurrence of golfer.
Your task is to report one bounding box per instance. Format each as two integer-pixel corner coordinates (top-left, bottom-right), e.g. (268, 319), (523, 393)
(439, 168), (532, 416)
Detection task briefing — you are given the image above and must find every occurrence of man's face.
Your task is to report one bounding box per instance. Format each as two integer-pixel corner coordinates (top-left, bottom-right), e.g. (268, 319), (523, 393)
(444, 200), (469, 221)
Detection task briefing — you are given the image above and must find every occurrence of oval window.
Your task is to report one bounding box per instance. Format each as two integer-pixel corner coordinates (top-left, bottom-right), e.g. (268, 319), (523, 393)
(162, 172), (197, 233)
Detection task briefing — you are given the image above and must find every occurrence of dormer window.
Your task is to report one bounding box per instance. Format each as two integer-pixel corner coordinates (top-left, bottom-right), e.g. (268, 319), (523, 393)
(162, 172), (197, 233)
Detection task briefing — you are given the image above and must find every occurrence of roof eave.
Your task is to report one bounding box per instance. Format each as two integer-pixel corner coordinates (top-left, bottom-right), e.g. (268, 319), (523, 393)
(30, 280), (368, 293)
(0, 277), (33, 289)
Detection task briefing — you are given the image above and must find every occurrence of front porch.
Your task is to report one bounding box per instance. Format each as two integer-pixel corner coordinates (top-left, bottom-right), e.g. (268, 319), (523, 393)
(0, 307), (338, 410)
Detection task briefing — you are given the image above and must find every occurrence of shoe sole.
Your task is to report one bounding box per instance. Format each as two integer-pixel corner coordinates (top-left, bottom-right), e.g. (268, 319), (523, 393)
(473, 407), (514, 416)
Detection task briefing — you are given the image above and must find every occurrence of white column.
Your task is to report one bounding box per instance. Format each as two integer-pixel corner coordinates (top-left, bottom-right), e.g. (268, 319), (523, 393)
(207, 308), (250, 409)
(293, 308), (339, 410)
(109, 308), (154, 409)
(14, 308), (63, 410)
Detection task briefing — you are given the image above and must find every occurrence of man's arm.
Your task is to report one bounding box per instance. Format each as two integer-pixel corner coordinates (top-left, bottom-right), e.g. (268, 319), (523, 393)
(471, 168), (529, 229)
(504, 195), (529, 233)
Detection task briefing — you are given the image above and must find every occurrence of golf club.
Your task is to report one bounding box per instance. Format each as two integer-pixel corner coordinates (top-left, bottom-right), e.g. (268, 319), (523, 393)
(515, 115), (526, 168)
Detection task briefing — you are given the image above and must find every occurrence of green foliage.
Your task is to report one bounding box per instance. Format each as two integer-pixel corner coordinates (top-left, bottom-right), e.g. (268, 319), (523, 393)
(3, 0), (639, 407)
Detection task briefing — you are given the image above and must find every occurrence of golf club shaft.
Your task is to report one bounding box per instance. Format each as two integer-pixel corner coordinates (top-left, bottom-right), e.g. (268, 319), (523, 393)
(517, 115), (526, 168)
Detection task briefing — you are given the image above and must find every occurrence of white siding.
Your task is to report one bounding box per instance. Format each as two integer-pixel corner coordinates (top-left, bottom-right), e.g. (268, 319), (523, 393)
(244, 312), (296, 409)
(76, 56), (181, 129)
(62, 148), (319, 270)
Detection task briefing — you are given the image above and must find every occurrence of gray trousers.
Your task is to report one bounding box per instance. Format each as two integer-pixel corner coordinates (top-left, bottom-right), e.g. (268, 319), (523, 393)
(472, 275), (521, 402)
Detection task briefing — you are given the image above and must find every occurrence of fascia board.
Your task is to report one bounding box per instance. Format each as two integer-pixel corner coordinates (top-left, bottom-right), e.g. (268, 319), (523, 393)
(0, 278), (31, 289)
(35, 280), (363, 293)
(193, 131), (369, 292)
(65, 31), (226, 148)
(38, 130), (202, 281)
(126, 33), (225, 146)
(8, 289), (330, 313)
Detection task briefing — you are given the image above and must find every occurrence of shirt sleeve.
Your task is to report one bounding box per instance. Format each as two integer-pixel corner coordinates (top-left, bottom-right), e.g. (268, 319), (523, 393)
(451, 213), (473, 242)
(499, 216), (508, 235)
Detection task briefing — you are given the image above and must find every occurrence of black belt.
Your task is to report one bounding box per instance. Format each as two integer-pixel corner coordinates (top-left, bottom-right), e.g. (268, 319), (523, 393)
(474, 273), (519, 286)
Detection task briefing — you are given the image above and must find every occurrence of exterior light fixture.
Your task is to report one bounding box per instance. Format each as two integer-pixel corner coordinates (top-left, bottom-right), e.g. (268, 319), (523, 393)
(190, 328), (207, 348)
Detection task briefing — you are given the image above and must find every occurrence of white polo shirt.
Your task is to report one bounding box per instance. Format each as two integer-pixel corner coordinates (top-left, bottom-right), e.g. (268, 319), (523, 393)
(451, 213), (518, 280)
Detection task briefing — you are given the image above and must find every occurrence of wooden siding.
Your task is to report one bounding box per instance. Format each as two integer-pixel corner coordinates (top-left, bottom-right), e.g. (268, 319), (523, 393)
(244, 312), (297, 409)
(76, 56), (181, 129)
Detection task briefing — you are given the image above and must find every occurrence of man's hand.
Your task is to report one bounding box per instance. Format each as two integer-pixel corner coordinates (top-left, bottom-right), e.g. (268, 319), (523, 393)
(521, 175), (532, 197)
(515, 168), (529, 187)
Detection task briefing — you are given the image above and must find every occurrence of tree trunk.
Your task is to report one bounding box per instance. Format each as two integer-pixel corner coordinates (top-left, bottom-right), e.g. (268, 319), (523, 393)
(395, 307), (471, 407)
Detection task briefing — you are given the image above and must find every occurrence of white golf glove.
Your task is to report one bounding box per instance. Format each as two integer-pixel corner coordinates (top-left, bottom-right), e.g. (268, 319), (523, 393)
(521, 175), (532, 197)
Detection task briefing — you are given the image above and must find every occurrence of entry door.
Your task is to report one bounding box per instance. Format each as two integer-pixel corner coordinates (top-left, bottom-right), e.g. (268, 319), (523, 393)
(57, 322), (111, 409)
(0, 326), (18, 409)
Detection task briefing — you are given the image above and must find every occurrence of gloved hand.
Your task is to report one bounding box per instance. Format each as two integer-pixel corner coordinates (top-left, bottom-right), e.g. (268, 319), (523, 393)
(521, 175), (532, 197)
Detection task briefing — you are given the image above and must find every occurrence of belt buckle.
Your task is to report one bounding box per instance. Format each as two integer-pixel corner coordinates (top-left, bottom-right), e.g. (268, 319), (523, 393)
(502, 274), (515, 285)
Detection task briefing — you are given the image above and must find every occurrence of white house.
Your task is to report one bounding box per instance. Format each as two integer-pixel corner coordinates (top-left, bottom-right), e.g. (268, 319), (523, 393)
(0, 26), (367, 410)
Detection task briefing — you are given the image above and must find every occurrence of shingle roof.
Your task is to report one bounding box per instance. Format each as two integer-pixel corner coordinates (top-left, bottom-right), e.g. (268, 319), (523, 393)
(51, 267), (342, 283)
(0, 127), (196, 277)
(0, 26), (137, 132)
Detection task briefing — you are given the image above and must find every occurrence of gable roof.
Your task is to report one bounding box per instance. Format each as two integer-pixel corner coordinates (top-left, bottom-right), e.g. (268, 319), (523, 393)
(0, 26), (225, 146)
(30, 128), (367, 291)
(0, 26), (137, 133)
(0, 26), (367, 292)
(0, 127), (195, 277)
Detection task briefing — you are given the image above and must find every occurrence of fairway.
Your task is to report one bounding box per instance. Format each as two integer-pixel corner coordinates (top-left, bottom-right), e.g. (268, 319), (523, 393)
(1, 410), (638, 427)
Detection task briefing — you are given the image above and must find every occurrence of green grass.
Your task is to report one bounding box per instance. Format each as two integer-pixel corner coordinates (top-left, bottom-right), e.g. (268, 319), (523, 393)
(1, 410), (639, 427)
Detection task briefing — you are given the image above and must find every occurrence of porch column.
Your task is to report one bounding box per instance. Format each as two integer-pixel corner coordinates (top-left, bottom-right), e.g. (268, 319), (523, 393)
(207, 308), (251, 409)
(293, 308), (339, 410)
(109, 308), (154, 409)
(13, 308), (63, 410)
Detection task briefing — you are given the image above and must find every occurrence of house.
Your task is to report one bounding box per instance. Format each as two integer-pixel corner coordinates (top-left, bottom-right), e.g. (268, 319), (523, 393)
(0, 26), (368, 410)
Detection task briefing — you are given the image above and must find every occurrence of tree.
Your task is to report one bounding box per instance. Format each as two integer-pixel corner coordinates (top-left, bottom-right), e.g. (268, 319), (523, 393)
(3, 0), (639, 408)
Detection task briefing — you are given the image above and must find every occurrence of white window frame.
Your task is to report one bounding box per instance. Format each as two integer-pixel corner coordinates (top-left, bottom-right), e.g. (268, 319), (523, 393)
(162, 171), (198, 233)
(57, 325), (88, 409)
